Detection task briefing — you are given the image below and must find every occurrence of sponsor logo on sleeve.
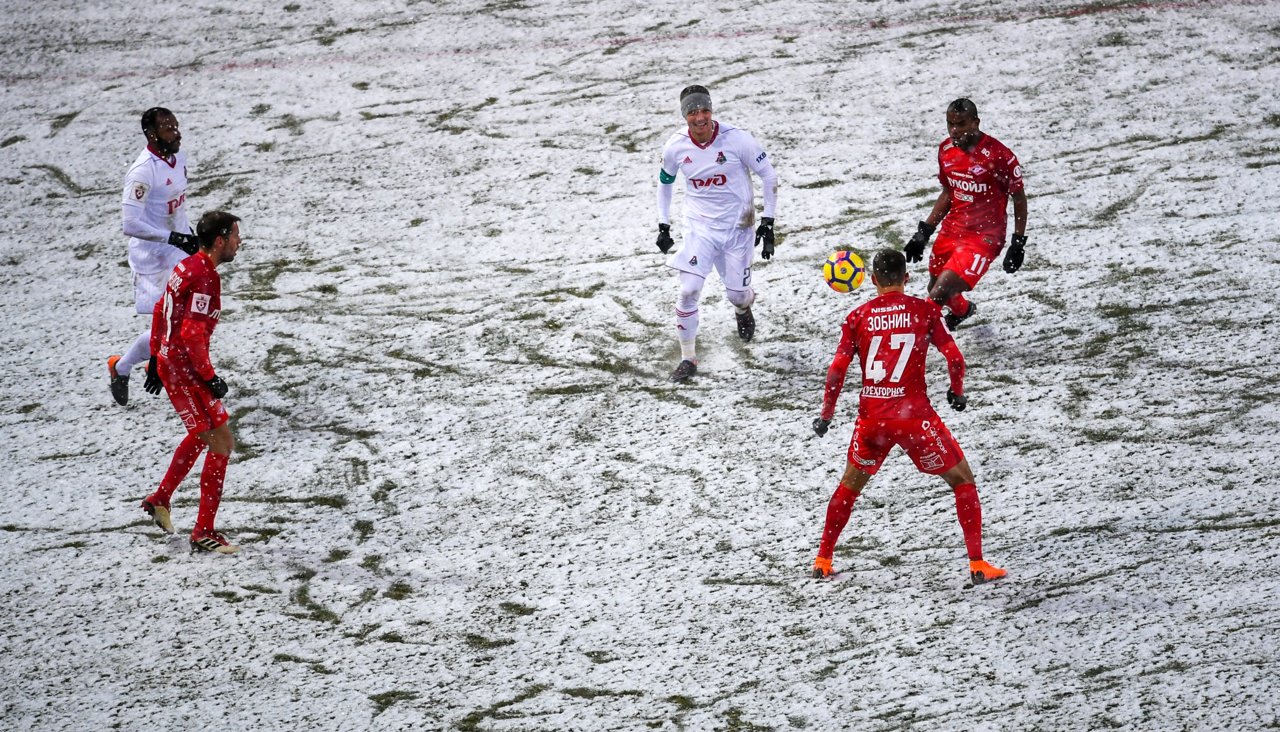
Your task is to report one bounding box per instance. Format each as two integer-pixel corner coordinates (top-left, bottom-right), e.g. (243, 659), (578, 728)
(755, 151), (767, 163)
(191, 293), (211, 315)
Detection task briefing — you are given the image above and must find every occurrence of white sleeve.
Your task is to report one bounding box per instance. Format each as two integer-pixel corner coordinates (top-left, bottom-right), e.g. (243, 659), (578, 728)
(656, 144), (678, 225)
(743, 133), (778, 220)
(657, 179), (674, 225)
(121, 176), (171, 243)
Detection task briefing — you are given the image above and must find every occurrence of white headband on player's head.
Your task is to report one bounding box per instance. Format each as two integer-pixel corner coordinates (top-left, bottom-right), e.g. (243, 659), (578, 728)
(680, 92), (712, 116)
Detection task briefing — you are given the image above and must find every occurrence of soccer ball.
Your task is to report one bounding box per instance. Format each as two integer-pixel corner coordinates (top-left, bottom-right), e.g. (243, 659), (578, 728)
(822, 251), (865, 293)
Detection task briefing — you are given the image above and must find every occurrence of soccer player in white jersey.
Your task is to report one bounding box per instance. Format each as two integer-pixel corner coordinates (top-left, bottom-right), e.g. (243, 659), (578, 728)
(655, 84), (778, 383)
(106, 107), (200, 406)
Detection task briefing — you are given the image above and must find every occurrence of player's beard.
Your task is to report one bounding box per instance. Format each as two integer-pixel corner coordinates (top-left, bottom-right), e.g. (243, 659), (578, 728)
(155, 137), (181, 156)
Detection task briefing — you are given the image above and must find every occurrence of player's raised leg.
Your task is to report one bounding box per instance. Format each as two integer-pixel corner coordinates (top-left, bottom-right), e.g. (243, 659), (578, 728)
(141, 433), (206, 534)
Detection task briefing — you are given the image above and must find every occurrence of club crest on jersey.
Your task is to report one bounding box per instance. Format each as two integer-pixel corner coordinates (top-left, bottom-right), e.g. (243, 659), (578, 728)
(715, 151), (726, 164)
(191, 293), (211, 315)
(970, 165), (986, 176)
(689, 256), (698, 266)
(132, 182), (148, 200)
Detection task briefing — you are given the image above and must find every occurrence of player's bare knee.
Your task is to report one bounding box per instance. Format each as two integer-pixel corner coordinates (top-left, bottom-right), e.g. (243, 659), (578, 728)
(726, 287), (754, 311)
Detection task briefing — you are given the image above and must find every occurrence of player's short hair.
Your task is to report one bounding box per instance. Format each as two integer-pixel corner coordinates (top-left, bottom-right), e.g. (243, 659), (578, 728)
(680, 84), (710, 101)
(679, 85), (712, 116)
(873, 249), (907, 285)
(141, 107), (173, 133)
(197, 211), (241, 249)
(947, 98), (979, 118)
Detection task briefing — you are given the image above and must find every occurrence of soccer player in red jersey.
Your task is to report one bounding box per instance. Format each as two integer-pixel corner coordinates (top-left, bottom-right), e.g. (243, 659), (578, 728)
(810, 249), (1005, 585)
(903, 98), (1028, 330)
(139, 211), (243, 554)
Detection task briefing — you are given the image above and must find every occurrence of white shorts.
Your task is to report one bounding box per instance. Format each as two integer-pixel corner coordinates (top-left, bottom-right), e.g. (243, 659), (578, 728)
(128, 240), (187, 314)
(665, 222), (754, 292)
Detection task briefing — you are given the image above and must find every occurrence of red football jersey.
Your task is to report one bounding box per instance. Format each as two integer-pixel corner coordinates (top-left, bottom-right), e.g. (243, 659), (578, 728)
(821, 291), (964, 421)
(151, 252), (221, 380)
(936, 133), (1023, 243)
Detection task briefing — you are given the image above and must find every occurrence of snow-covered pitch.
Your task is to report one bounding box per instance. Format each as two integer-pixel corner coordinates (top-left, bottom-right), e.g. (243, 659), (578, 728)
(2, 1), (1278, 729)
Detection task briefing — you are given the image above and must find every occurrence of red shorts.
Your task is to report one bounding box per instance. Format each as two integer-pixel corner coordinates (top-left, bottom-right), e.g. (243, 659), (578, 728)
(847, 412), (965, 476)
(158, 358), (228, 435)
(929, 231), (1002, 289)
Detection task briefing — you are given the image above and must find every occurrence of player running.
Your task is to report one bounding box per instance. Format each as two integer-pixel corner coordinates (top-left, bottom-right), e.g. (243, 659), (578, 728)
(139, 211), (242, 555)
(654, 84), (779, 382)
(810, 249), (1005, 586)
(107, 107), (200, 405)
(903, 98), (1028, 330)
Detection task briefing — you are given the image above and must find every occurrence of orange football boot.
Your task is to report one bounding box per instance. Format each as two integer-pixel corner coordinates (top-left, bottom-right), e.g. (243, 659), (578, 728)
(812, 556), (834, 579)
(969, 559), (1007, 585)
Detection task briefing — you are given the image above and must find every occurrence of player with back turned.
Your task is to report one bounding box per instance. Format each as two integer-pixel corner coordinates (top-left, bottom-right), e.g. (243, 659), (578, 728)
(139, 211), (243, 555)
(810, 249), (1005, 586)
(106, 107), (200, 406)
(903, 98), (1028, 330)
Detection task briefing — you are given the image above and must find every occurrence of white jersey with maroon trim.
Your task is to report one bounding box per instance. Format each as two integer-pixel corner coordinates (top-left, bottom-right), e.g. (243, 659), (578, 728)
(659, 121), (774, 231)
(121, 147), (191, 278)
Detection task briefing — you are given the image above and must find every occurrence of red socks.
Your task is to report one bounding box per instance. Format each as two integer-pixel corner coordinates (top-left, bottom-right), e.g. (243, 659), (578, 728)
(817, 483), (859, 559)
(150, 433), (206, 506)
(952, 482), (984, 560)
(945, 293), (971, 318)
(193, 452), (229, 536)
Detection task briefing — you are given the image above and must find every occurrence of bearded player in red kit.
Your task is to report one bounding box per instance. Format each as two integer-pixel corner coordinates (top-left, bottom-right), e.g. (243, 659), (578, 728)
(810, 249), (1005, 586)
(139, 211), (242, 554)
(903, 98), (1027, 330)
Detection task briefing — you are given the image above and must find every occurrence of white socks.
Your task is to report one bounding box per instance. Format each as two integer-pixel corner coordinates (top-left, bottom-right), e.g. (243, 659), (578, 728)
(117, 330), (151, 376)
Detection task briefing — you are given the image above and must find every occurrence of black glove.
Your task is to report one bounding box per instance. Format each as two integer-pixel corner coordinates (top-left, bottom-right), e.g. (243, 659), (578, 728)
(755, 217), (775, 260)
(206, 376), (228, 399)
(656, 224), (675, 254)
(1003, 233), (1026, 273)
(812, 418), (831, 437)
(904, 221), (934, 263)
(168, 231), (200, 255)
(947, 389), (967, 412)
(143, 356), (163, 395)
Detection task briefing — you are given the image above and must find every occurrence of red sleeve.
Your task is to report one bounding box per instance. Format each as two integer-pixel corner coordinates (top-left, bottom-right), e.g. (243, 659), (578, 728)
(149, 297), (165, 357)
(1004, 148), (1024, 194)
(930, 316), (965, 396)
(179, 318), (216, 380)
(820, 319), (858, 421)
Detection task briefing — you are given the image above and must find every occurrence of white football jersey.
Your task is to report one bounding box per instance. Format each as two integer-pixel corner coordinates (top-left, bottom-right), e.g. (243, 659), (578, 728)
(659, 121), (775, 230)
(121, 147), (191, 276)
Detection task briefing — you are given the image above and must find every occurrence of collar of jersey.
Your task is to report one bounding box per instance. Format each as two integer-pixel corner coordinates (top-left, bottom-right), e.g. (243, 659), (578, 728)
(688, 121), (719, 150)
(146, 144), (177, 168)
